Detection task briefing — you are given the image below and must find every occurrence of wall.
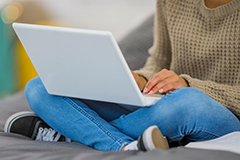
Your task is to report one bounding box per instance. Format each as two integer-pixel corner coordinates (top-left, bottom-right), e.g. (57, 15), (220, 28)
(0, 0), (155, 40)
(0, 0), (155, 98)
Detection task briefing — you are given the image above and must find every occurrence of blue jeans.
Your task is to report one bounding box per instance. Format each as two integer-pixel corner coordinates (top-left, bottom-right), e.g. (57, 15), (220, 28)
(25, 77), (240, 151)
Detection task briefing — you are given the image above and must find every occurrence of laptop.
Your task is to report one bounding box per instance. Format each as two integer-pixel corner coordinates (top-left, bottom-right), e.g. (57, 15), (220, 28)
(13, 23), (162, 107)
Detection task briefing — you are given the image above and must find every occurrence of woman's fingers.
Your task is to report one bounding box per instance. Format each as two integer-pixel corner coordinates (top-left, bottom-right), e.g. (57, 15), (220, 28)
(148, 77), (174, 95)
(143, 69), (169, 94)
(143, 69), (188, 95)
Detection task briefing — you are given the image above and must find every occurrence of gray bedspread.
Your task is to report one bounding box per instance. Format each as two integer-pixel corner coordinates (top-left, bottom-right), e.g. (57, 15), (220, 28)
(0, 15), (239, 159)
(0, 131), (239, 160)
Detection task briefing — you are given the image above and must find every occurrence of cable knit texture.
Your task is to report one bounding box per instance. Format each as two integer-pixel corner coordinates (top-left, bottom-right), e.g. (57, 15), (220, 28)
(135, 0), (240, 119)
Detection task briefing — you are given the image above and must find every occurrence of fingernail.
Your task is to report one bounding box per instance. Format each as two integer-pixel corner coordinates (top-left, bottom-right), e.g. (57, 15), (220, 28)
(159, 89), (164, 93)
(144, 88), (148, 92)
(149, 90), (154, 94)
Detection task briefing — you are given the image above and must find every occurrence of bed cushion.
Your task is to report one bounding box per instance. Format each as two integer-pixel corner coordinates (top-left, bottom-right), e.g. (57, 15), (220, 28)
(0, 131), (239, 160)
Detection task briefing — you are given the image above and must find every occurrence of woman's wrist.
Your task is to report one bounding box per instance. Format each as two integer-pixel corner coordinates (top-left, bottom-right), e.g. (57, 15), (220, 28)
(138, 75), (148, 91)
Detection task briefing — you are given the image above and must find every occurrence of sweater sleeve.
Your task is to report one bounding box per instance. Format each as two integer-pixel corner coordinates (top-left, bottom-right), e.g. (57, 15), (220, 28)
(134, 0), (172, 80)
(180, 74), (240, 119)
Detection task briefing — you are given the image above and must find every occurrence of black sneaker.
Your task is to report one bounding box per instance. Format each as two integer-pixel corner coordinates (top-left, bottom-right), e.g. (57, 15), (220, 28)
(4, 111), (70, 142)
(137, 125), (169, 151)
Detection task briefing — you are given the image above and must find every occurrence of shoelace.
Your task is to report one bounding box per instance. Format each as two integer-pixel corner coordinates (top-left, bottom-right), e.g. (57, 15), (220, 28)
(35, 127), (71, 142)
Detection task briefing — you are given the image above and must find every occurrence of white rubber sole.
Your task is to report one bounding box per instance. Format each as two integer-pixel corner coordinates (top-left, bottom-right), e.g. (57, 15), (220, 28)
(4, 111), (37, 133)
(143, 125), (169, 150)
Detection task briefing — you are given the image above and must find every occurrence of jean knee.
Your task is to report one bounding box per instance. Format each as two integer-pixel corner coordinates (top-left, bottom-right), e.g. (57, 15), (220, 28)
(163, 88), (239, 133)
(174, 87), (208, 101)
(159, 88), (208, 111)
(25, 77), (49, 111)
(170, 88), (216, 111)
(155, 88), (220, 125)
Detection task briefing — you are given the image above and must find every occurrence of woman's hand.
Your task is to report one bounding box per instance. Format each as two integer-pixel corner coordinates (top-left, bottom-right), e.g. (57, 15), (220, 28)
(131, 71), (148, 91)
(143, 69), (189, 95)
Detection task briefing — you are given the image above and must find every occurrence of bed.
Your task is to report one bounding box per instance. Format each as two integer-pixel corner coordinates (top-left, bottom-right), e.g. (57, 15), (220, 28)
(0, 15), (239, 160)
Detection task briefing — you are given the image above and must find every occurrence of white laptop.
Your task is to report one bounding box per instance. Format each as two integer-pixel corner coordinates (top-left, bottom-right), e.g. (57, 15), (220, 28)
(13, 23), (162, 107)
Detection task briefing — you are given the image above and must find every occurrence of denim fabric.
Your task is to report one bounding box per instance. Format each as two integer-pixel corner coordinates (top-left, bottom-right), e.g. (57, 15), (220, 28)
(25, 77), (240, 151)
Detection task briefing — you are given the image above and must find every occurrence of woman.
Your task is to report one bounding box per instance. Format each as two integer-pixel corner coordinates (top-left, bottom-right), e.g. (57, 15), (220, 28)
(5, 0), (240, 151)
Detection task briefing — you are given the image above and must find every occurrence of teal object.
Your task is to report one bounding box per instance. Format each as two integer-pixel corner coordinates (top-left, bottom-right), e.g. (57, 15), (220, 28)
(0, 8), (18, 98)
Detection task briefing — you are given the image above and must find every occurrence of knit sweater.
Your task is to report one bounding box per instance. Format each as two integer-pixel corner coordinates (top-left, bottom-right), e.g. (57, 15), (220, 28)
(135, 0), (240, 119)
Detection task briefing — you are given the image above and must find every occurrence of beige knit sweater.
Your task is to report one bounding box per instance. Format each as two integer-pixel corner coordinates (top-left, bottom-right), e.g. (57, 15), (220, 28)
(135, 0), (240, 119)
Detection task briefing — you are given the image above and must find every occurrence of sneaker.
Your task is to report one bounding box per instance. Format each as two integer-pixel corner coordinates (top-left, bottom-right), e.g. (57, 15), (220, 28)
(124, 125), (169, 151)
(4, 111), (71, 142)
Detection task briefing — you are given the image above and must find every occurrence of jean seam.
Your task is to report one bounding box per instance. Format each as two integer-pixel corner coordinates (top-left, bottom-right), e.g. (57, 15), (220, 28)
(169, 128), (220, 141)
(63, 97), (126, 150)
(191, 128), (220, 138)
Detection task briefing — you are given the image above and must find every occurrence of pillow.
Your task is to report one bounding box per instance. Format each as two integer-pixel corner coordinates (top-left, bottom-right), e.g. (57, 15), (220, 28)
(118, 15), (154, 70)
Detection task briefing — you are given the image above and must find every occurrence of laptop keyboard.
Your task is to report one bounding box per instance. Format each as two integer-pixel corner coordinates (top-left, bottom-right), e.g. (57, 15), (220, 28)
(142, 94), (162, 106)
